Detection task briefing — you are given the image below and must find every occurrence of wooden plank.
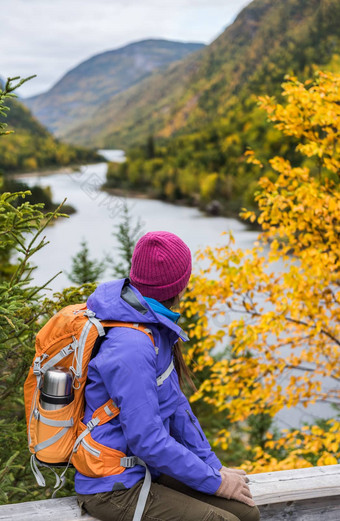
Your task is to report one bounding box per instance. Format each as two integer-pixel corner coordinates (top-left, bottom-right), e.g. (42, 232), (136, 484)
(0, 496), (91, 521)
(258, 495), (340, 521)
(250, 464), (340, 483)
(248, 464), (340, 505)
(2, 495), (340, 521)
(0, 465), (339, 520)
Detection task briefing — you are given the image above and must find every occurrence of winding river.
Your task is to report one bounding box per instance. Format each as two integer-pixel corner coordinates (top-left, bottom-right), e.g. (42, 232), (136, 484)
(17, 150), (334, 430)
(18, 150), (259, 293)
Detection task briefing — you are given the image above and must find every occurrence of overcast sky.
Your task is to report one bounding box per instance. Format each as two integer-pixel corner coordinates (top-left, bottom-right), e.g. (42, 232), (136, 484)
(1, 0), (250, 98)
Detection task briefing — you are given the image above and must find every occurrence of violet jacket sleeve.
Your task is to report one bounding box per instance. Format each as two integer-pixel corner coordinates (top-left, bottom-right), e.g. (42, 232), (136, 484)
(169, 392), (222, 470)
(96, 329), (222, 495)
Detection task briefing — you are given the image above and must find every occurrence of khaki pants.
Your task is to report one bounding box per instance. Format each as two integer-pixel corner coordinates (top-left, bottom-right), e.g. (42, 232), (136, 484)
(77, 474), (260, 521)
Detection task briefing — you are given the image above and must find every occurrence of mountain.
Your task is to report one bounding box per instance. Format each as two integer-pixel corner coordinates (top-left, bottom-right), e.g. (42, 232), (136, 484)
(0, 93), (100, 173)
(65, 0), (339, 216)
(65, 0), (340, 149)
(24, 40), (205, 137)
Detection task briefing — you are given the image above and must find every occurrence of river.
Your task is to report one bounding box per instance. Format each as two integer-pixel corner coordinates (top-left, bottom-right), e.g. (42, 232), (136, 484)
(18, 150), (259, 293)
(17, 150), (334, 430)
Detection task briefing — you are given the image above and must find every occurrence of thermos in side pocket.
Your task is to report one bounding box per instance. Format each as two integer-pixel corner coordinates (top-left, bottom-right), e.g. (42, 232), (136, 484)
(30, 367), (76, 463)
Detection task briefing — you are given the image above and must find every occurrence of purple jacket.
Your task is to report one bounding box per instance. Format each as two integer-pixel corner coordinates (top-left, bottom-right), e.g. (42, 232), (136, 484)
(75, 279), (222, 495)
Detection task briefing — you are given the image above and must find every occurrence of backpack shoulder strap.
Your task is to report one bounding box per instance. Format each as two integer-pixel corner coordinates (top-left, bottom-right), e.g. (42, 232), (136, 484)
(100, 321), (156, 351)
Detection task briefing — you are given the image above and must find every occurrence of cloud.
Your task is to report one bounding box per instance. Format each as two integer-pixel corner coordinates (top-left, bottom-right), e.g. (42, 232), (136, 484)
(0, 0), (249, 97)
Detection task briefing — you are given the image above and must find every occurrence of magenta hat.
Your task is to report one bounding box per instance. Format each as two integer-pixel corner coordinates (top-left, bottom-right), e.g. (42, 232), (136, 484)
(130, 231), (192, 301)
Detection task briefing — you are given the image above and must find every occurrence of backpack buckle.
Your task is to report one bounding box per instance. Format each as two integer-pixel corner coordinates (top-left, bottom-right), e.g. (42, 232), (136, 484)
(33, 353), (49, 375)
(120, 456), (137, 468)
(33, 356), (43, 375)
(60, 343), (77, 358)
(86, 417), (100, 432)
(84, 310), (96, 318)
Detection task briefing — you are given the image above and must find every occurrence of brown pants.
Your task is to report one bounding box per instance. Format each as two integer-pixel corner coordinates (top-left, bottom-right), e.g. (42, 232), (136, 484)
(77, 474), (260, 521)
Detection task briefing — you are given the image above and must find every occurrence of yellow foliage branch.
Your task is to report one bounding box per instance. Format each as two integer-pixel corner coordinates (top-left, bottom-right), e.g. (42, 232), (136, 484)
(185, 71), (340, 471)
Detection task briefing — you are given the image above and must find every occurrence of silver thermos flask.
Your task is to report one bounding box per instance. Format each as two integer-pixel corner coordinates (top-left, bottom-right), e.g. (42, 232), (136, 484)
(39, 366), (74, 411)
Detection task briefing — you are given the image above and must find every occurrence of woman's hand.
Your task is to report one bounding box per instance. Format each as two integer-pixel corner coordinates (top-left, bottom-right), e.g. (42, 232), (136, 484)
(220, 466), (248, 478)
(215, 467), (255, 507)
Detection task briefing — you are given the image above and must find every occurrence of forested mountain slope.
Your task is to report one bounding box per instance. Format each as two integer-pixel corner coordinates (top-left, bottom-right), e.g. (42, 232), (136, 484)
(65, 0), (340, 150)
(0, 93), (100, 172)
(92, 0), (340, 214)
(24, 40), (204, 137)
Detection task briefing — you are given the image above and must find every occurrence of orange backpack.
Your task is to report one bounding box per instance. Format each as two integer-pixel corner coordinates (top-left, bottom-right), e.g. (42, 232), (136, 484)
(24, 302), (155, 490)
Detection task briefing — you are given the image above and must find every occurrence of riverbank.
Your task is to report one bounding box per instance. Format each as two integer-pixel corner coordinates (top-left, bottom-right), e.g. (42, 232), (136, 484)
(103, 186), (155, 200)
(104, 152), (259, 223)
(4, 171), (76, 215)
(103, 184), (218, 214)
(9, 158), (106, 179)
(103, 183), (261, 228)
(10, 165), (76, 179)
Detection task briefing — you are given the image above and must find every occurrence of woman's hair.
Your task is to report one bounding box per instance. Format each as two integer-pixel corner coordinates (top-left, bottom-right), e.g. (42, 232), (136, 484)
(161, 296), (196, 392)
(173, 339), (196, 392)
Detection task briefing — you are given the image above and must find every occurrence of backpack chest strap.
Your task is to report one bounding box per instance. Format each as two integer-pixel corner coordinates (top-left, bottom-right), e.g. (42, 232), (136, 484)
(157, 359), (174, 386)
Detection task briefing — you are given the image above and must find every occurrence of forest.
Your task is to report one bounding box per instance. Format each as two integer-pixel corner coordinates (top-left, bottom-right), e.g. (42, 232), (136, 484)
(0, 78), (102, 174)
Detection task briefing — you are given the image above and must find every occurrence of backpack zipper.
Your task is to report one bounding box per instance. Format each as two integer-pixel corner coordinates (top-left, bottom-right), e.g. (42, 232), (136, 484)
(81, 438), (101, 458)
(186, 409), (204, 441)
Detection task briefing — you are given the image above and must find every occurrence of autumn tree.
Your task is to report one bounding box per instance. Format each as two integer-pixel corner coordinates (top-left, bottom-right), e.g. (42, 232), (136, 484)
(183, 71), (340, 472)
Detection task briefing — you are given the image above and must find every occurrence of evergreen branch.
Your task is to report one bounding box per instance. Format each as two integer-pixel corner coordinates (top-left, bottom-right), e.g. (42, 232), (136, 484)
(0, 451), (20, 483)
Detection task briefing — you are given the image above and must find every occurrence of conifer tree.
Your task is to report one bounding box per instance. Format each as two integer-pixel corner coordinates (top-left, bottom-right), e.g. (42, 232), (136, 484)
(68, 239), (105, 285)
(111, 200), (144, 278)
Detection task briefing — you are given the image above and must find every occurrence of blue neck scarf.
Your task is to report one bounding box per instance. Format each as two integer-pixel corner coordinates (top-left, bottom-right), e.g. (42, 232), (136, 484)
(144, 297), (181, 324)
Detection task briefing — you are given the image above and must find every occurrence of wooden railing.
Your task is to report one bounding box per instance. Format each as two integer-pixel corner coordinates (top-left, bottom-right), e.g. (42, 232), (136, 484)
(0, 465), (339, 520)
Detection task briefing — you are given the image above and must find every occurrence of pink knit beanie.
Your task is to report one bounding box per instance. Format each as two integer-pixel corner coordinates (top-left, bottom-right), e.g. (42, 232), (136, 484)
(130, 231), (192, 301)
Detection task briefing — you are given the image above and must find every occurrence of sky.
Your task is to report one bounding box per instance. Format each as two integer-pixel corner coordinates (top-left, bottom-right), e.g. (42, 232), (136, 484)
(1, 0), (250, 98)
